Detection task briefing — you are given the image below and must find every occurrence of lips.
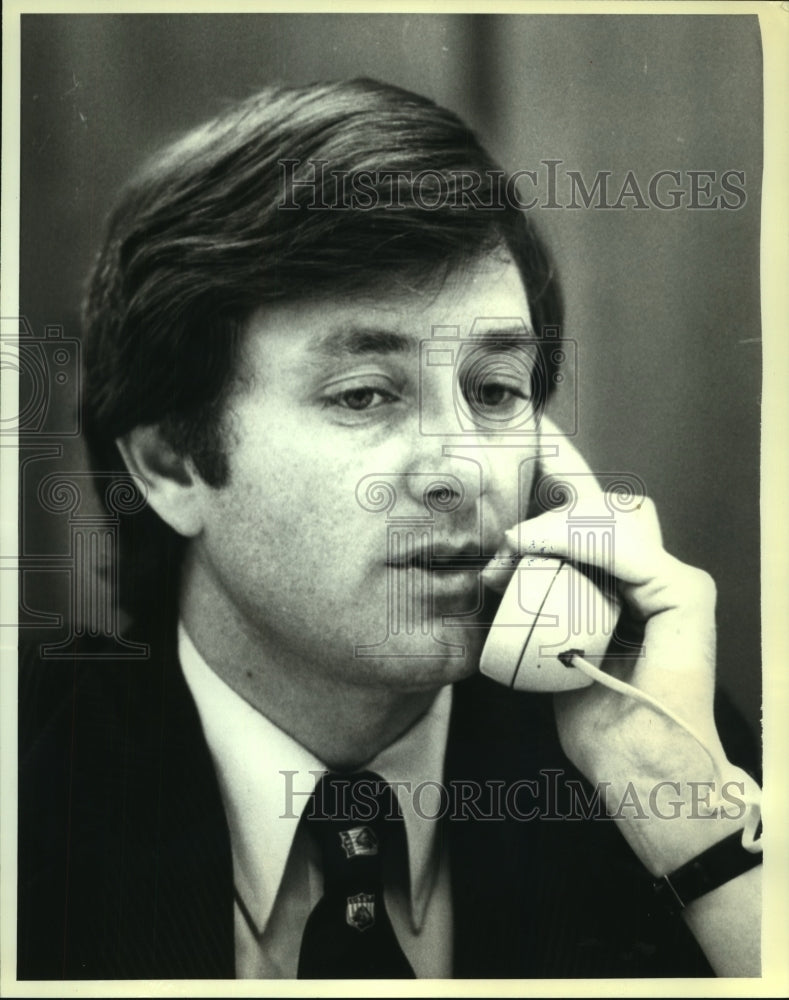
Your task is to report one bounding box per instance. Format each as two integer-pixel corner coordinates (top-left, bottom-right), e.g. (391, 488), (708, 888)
(387, 542), (493, 572)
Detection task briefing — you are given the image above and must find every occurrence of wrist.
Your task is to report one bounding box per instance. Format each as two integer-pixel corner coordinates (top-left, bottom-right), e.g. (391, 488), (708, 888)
(596, 766), (761, 876)
(652, 828), (763, 916)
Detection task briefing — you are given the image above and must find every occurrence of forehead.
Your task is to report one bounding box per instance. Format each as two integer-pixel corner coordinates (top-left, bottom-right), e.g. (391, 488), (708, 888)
(242, 255), (534, 370)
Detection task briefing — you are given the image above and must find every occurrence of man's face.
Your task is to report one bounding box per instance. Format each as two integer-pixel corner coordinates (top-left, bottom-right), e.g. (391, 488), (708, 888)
(189, 252), (542, 693)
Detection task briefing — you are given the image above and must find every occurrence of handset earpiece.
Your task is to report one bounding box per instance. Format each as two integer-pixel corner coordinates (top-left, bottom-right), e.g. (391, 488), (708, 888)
(480, 556), (621, 693)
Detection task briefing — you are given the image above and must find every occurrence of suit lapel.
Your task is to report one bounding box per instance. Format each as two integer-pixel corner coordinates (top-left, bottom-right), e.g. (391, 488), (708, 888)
(444, 674), (555, 977)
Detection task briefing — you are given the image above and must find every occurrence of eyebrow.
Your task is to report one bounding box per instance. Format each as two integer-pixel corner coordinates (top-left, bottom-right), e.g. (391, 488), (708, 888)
(313, 326), (413, 359)
(462, 324), (537, 341)
(311, 323), (536, 360)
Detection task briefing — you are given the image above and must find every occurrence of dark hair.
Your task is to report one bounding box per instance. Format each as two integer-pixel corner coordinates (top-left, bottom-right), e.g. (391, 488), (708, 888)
(82, 78), (563, 620)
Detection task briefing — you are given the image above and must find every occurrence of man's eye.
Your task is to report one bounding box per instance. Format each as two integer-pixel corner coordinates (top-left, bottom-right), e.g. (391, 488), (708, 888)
(341, 388), (377, 410)
(466, 380), (529, 411)
(475, 383), (512, 407)
(327, 387), (397, 411)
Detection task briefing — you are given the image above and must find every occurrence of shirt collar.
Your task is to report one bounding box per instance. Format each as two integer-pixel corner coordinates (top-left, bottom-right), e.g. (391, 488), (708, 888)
(177, 622), (452, 937)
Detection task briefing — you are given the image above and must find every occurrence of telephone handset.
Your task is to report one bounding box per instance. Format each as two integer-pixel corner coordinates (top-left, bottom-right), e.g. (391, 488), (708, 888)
(479, 556), (622, 693)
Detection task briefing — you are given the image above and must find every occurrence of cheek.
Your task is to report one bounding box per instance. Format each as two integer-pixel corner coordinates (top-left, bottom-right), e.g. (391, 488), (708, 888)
(482, 449), (540, 527)
(210, 442), (378, 566)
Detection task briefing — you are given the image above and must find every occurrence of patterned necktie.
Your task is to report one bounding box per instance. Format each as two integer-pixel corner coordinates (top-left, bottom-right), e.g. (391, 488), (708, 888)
(297, 770), (416, 979)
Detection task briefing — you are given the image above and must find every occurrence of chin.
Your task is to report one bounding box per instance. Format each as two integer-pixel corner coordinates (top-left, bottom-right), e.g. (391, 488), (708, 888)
(353, 637), (483, 693)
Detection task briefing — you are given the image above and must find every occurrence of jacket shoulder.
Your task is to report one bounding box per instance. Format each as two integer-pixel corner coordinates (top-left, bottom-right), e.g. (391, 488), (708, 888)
(17, 628), (234, 979)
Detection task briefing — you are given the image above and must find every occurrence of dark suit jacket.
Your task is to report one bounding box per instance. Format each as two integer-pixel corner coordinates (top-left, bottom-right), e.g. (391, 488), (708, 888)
(18, 621), (724, 980)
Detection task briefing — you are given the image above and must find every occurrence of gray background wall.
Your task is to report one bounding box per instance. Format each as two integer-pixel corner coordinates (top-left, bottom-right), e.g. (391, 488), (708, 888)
(18, 13), (763, 740)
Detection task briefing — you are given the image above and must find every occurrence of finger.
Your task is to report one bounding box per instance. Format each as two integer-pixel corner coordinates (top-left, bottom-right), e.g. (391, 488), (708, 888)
(480, 538), (524, 593)
(533, 425), (659, 547)
(483, 421), (605, 592)
(506, 501), (667, 586)
(537, 417), (598, 480)
(534, 419), (604, 511)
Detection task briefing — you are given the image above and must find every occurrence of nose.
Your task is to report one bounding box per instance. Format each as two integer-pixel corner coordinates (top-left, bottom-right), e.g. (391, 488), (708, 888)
(399, 390), (496, 535)
(400, 372), (541, 541)
(421, 474), (466, 517)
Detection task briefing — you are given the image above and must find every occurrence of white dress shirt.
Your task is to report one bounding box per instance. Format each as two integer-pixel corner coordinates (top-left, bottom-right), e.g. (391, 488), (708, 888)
(178, 623), (454, 978)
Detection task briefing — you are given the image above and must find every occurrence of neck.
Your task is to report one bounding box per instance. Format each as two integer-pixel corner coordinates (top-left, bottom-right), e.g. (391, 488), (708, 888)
(179, 559), (438, 770)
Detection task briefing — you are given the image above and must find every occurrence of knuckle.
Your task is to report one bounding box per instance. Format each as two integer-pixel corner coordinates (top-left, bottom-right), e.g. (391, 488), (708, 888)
(635, 494), (658, 526)
(679, 564), (717, 606)
(632, 495), (663, 546)
(638, 495), (657, 517)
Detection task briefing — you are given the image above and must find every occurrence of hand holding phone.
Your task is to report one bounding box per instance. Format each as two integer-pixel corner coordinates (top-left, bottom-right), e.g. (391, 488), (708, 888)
(479, 418), (761, 868)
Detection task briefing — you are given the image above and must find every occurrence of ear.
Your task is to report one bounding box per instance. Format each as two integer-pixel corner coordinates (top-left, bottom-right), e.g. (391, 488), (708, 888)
(116, 425), (206, 538)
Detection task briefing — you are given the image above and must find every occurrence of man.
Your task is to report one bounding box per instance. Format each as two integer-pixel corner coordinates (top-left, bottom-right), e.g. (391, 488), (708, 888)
(18, 79), (761, 980)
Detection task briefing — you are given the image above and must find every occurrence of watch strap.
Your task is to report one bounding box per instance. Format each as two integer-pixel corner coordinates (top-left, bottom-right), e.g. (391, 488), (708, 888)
(653, 829), (763, 917)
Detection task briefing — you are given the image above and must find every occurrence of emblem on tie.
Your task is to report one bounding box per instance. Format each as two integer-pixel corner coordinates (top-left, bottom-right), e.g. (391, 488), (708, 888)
(346, 892), (376, 931)
(338, 825), (378, 858)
